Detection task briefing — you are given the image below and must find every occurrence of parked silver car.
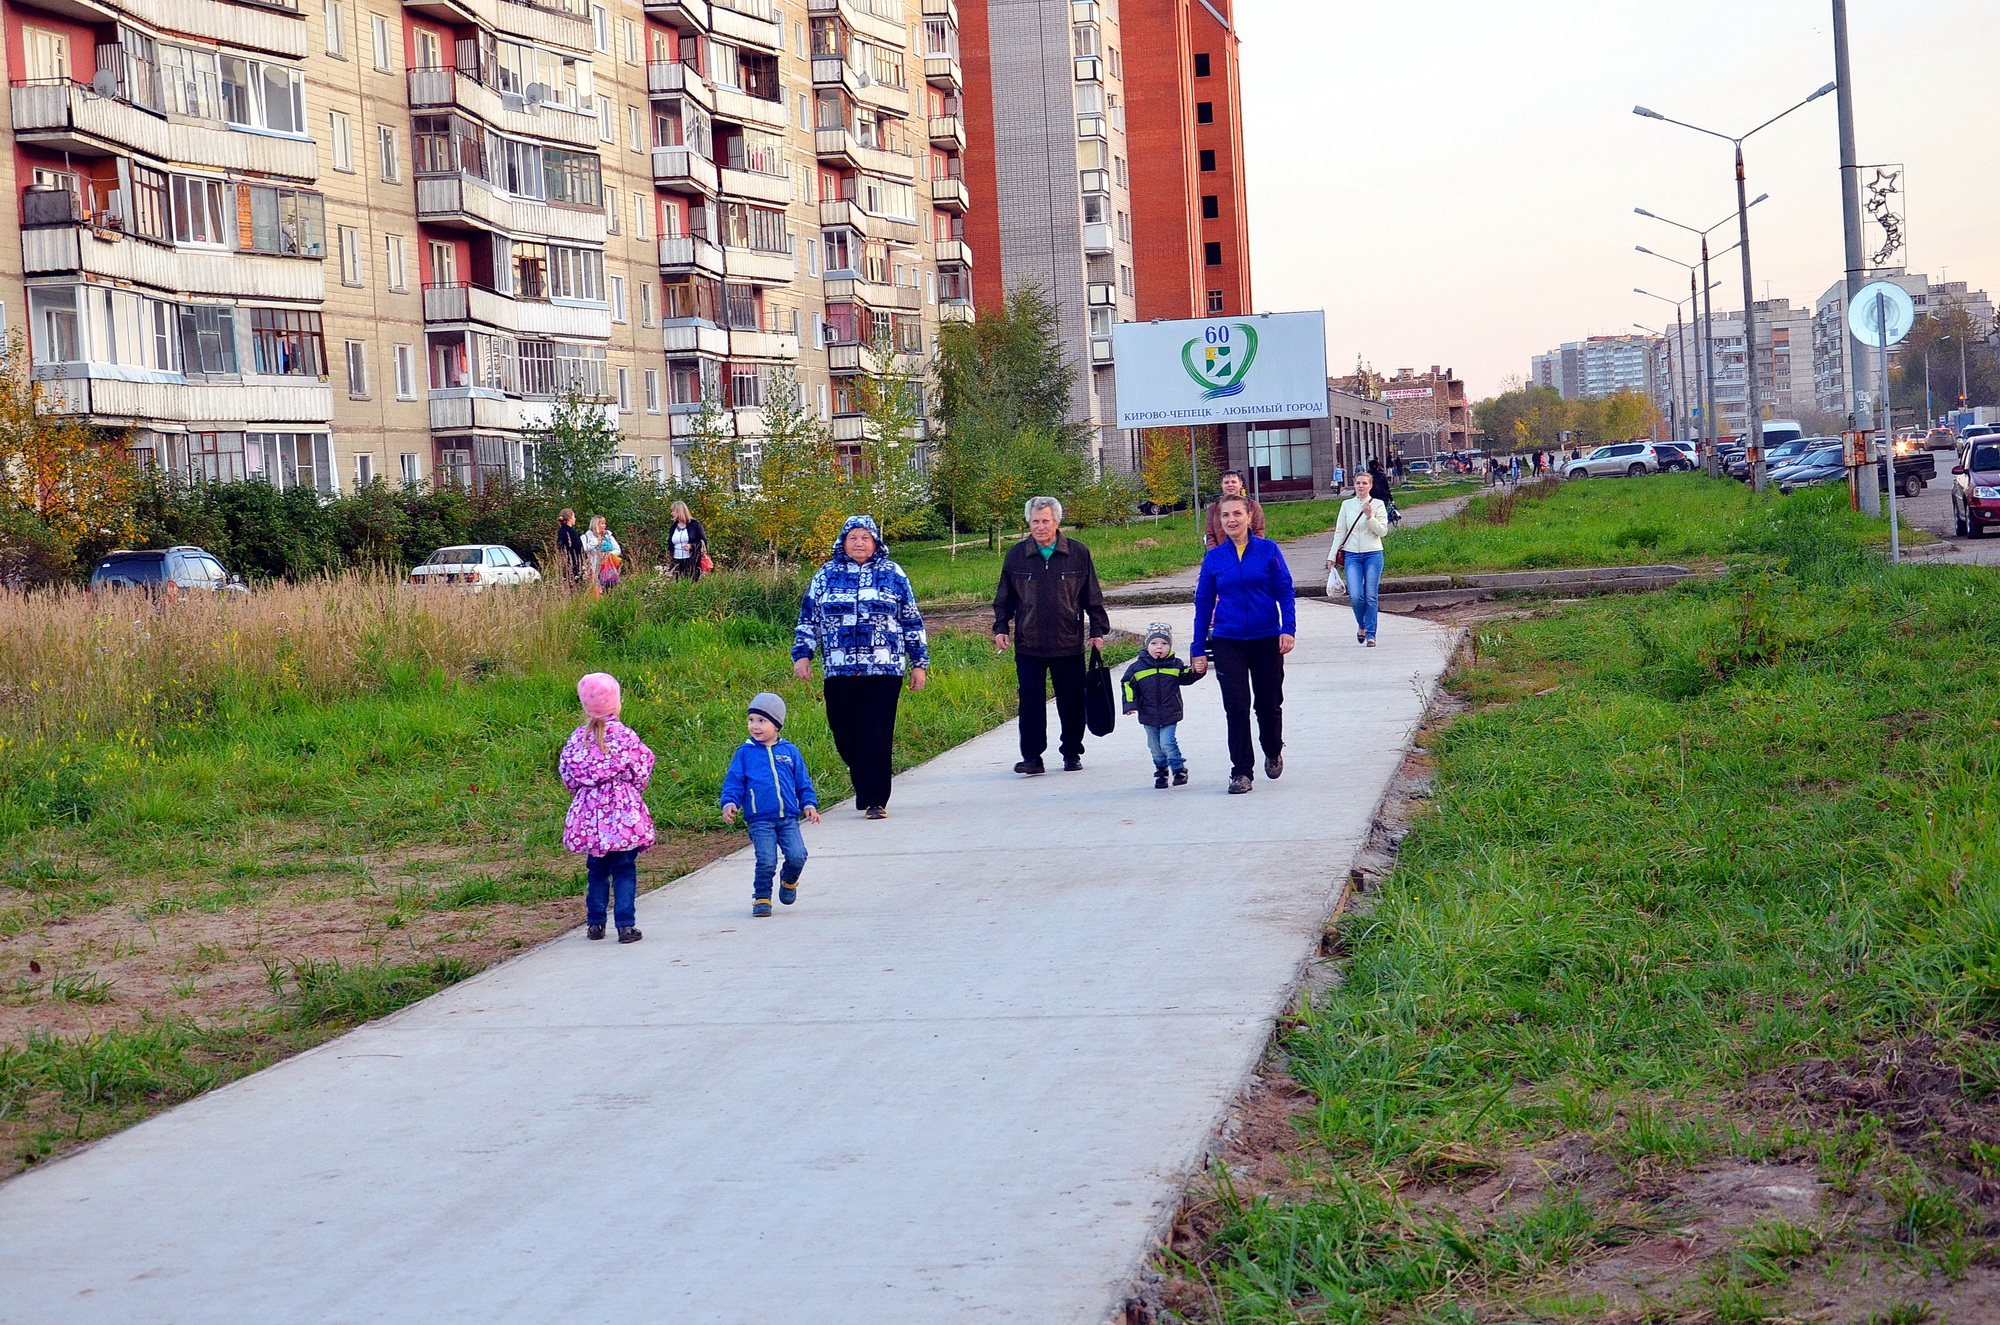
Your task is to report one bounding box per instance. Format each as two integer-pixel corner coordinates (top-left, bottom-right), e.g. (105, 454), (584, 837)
(1564, 442), (1663, 479)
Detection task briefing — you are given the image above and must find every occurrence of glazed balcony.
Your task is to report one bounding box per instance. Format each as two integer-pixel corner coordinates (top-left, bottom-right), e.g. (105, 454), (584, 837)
(817, 198), (918, 246)
(21, 226), (326, 303)
(408, 68), (598, 149)
(11, 81), (318, 180)
(428, 391), (599, 436)
(416, 174), (609, 244)
(807, 0), (907, 49)
(920, 0), (956, 20)
(658, 234), (725, 277)
(1081, 222), (1112, 256)
(939, 299), (973, 322)
(930, 176), (968, 212)
(927, 113), (964, 150)
(647, 60), (714, 111)
(492, 0), (593, 53)
(825, 275), (920, 310)
(39, 373), (332, 426)
(422, 282), (612, 340)
(813, 128), (915, 179)
(123, 0), (307, 57)
(826, 342), (882, 376)
(652, 146), (720, 195)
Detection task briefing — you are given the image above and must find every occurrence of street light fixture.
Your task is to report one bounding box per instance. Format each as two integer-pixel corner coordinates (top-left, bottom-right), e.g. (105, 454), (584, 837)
(1632, 320), (1683, 443)
(1634, 284), (1717, 444)
(1631, 204), (1759, 475)
(1634, 83), (1838, 491)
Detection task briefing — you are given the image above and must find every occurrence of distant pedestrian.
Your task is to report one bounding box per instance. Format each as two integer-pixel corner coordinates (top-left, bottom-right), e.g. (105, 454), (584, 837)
(666, 501), (707, 580)
(1509, 456), (1521, 484)
(793, 514), (928, 819)
(1368, 459), (1399, 523)
(720, 692), (820, 918)
(1330, 462), (1346, 494)
(557, 509), (586, 587)
(559, 672), (656, 944)
(583, 515), (620, 596)
(1192, 495), (1296, 795)
(1203, 470), (1266, 548)
(993, 496), (1110, 775)
(1326, 470), (1391, 647)
(1121, 622), (1202, 788)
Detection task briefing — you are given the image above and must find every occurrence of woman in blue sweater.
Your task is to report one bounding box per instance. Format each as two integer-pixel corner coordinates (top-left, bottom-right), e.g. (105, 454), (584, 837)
(1191, 495), (1296, 795)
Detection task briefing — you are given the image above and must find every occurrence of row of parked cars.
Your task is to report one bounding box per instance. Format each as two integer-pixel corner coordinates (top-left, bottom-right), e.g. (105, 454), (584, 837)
(1561, 441), (1700, 479)
(89, 545), (543, 594)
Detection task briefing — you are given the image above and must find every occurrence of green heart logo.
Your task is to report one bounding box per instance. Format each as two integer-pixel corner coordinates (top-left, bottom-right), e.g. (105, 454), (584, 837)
(1180, 324), (1259, 400)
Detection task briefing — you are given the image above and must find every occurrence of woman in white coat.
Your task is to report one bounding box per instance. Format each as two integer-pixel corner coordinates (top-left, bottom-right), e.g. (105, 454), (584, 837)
(1324, 470), (1392, 647)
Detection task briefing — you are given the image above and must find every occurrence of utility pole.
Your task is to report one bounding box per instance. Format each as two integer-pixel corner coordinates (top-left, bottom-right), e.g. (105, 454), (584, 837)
(1833, 0), (1878, 514)
(1735, 142), (1767, 492)
(1701, 238), (1720, 477)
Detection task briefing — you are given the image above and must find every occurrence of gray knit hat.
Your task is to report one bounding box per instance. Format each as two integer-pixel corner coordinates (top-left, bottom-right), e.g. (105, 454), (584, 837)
(1144, 622), (1174, 650)
(748, 691), (787, 728)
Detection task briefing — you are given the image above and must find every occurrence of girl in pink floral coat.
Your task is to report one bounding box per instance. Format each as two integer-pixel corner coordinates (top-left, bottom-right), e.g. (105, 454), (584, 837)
(560, 672), (657, 944)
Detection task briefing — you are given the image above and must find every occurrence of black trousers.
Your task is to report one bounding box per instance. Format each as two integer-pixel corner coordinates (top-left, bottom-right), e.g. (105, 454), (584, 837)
(1015, 652), (1087, 761)
(1210, 635), (1284, 778)
(823, 674), (904, 808)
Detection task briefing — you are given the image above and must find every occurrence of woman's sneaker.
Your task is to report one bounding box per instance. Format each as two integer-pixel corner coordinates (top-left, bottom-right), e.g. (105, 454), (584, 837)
(779, 880), (799, 905)
(753, 900), (773, 918)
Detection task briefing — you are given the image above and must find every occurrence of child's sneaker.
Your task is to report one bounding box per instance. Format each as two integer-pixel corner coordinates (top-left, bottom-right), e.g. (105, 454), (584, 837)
(779, 879), (799, 905)
(1153, 766), (1169, 789)
(1173, 768), (1189, 787)
(587, 923), (606, 940)
(753, 900), (773, 917)
(617, 927), (642, 944)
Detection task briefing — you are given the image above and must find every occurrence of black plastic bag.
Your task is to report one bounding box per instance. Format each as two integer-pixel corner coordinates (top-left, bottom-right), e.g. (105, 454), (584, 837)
(1084, 645), (1117, 737)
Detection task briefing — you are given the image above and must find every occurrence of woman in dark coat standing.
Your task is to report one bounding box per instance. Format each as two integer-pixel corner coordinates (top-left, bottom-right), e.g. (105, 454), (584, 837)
(557, 509), (586, 587)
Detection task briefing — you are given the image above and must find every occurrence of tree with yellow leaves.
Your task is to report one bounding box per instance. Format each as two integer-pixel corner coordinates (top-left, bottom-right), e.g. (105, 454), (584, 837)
(0, 335), (137, 581)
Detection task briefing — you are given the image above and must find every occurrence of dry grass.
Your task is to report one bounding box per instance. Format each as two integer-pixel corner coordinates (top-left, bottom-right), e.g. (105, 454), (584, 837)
(0, 576), (579, 747)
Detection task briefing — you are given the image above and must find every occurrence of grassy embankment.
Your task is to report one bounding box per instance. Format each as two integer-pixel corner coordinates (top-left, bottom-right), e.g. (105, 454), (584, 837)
(897, 481), (1481, 606)
(0, 571), (1017, 1175)
(1385, 473), (1924, 577)
(1166, 489), (2000, 1322)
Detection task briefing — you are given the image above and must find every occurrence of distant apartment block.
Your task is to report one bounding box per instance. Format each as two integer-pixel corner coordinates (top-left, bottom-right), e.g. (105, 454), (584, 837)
(1812, 270), (1993, 418)
(6, 0), (971, 491)
(960, 0), (1250, 475)
(1528, 334), (1656, 402)
(1660, 298), (1813, 437)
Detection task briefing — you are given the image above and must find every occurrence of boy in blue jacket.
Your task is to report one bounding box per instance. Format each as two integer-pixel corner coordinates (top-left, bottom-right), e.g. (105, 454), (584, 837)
(720, 692), (821, 917)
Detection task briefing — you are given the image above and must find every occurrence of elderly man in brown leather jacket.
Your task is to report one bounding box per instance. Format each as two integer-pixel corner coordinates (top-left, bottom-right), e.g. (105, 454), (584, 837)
(992, 496), (1110, 775)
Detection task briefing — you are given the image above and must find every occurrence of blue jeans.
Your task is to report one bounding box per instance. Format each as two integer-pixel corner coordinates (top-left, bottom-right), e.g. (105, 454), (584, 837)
(1344, 550), (1384, 639)
(1143, 722), (1185, 771)
(585, 848), (640, 929)
(746, 817), (807, 900)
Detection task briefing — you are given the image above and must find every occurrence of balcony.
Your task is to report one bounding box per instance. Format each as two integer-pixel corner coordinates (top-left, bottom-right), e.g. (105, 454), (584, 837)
(652, 146), (721, 194)
(121, 0), (307, 57)
(422, 283), (612, 340)
(1081, 222), (1111, 255)
(824, 274), (912, 309)
(663, 323), (730, 355)
(924, 55), (962, 89)
(647, 60), (714, 111)
(709, 0), (781, 51)
(1076, 113), (1106, 141)
(939, 299), (973, 323)
(729, 328), (801, 359)
(812, 127), (915, 178)
(827, 342), (883, 376)
(719, 166), (791, 205)
(491, 0), (592, 52)
(710, 84), (788, 130)
(644, 0), (709, 32)
(1086, 282), (1116, 307)
(39, 373), (332, 426)
(722, 246), (795, 285)
(407, 68), (598, 149)
(930, 176), (968, 212)
(22, 226), (326, 303)
(935, 238), (973, 267)
(818, 199), (917, 246)
(416, 174), (609, 244)
(814, 127), (861, 167)
(428, 391), (597, 436)
(1074, 56), (1101, 82)
(809, 0), (909, 48)
(11, 82), (318, 180)
(920, 0), (956, 17)
(658, 234), (725, 276)
(1089, 337), (1113, 363)
(927, 114), (964, 150)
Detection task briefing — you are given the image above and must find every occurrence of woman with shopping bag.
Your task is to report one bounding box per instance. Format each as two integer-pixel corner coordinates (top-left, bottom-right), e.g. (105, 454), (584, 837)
(1325, 470), (1392, 647)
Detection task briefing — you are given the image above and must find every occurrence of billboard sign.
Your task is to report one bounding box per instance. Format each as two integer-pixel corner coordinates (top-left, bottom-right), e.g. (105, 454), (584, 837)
(1112, 311), (1329, 429)
(1381, 386), (1435, 401)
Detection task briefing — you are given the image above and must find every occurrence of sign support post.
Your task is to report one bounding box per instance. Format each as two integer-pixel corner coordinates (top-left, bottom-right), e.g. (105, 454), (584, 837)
(1848, 278), (1914, 563)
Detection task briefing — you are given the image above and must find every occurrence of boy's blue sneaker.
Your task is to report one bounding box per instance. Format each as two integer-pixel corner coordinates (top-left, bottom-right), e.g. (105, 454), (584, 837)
(779, 879), (799, 906)
(753, 900), (773, 918)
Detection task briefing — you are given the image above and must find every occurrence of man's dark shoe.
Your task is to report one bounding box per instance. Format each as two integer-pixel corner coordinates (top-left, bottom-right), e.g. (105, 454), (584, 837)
(1014, 758), (1045, 776)
(1228, 774), (1253, 795)
(1062, 755), (1082, 772)
(865, 805), (888, 820)
(617, 927), (642, 944)
(1154, 767), (1169, 790)
(586, 923), (606, 941)
(1265, 754), (1284, 780)
(1172, 768), (1189, 787)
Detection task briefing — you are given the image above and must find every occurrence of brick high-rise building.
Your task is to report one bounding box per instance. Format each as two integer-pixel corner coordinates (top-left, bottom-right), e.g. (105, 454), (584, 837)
(960, 0), (1249, 474)
(5, 0), (970, 492)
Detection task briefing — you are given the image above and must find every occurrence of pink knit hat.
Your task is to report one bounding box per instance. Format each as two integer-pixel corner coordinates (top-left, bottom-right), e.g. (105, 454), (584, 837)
(578, 672), (621, 720)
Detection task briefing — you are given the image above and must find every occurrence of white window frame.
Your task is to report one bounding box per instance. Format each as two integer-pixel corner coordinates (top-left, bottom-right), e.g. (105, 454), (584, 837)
(639, 282), (653, 327)
(324, 0), (347, 57)
(633, 194), (649, 240)
(597, 94), (614, 143)
(608, 273), (627, 323)
(644, 368), (659, 413)
(622, 18), (638, 63)
(338, 225), (364, 285)
(616, 366), (630, 411)
(394, 342), (416, 398)
(370, 13), (393, 71)
(378, 125), (400, 182)
(385, 232), (408, 291)
(330, 111), (354, 171)
(355, 451), (375, 486)
(345, 339), (369, 397)
(399, 451), (421, 486)
(593, 5), (611, 53)
(604, 186), (620, 234)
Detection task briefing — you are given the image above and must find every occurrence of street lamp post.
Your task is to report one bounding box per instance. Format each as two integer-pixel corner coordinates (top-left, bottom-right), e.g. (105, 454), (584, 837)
(1635, 83), (1838, 492)
(1634, 321), (1679, 440)
(1636, 222), (1749, 475)
(1634, 286), (1710, 441)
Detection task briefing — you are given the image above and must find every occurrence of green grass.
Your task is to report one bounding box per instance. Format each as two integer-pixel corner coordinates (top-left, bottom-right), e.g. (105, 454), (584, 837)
(1383, 472), (1913, 576)
(1179, 488), (2000, 1319)
(896, 482), (1480, 605)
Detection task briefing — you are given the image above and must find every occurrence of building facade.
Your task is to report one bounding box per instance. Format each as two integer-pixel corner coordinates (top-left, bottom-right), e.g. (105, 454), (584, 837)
(1527, 334), (1656, 402)
(1350, 363), (1467, 458)
(959, 0), (1248, 475)
(5, 0), (970, 492)
(1221, 383), (1388, 503)
(1659, 297), (1812, 438)
(1812, 270), (1993, 418)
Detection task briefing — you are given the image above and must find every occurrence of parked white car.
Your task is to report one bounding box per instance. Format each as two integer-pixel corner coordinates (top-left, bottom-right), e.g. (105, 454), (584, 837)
(1565, 442), (1663, 479)
(408, 545), (542, 590)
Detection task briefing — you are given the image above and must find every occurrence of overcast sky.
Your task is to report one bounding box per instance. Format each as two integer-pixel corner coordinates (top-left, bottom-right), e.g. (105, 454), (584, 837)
(1234, 0), (1999, 401)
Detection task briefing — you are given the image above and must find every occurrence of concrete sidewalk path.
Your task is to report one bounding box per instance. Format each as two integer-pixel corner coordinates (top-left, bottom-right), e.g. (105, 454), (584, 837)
(0, 603), (1460, 1325)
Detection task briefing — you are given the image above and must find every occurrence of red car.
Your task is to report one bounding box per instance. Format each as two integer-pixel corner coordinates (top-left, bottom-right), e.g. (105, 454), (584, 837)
(1952, 439), (2000, 537)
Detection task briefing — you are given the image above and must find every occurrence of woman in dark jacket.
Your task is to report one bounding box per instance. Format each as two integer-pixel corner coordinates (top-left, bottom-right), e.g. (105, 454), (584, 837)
(1191, 495), (1296, 795)
(557, 509), (586, 586)
(667, 502), (707, 580)
(1367, 459), (1399, 522)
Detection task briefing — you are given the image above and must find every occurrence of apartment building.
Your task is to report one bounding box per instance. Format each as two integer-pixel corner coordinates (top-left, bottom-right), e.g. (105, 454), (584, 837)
(1527, 334), (1656, 402)
(960, 0), (1248, 475)
(5, 0), (970, 493)
(1660, 297), (1813, 437)
(1811, 270), (1993, 418)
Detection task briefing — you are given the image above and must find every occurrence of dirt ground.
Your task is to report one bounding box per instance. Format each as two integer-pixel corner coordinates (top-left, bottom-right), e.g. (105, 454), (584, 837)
(1127, 602), (2000, 1325)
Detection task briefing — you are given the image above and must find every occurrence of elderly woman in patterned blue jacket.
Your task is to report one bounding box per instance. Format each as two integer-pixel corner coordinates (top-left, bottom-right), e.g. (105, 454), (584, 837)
(792, 514), (930, 820)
